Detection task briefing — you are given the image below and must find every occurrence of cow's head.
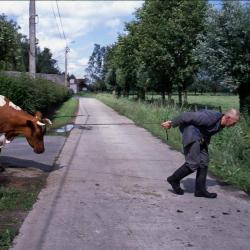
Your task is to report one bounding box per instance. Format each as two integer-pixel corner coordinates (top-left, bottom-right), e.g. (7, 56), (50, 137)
(25, 111), (52, 154)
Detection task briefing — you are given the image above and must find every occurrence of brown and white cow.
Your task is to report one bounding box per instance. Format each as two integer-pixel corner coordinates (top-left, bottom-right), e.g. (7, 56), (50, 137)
(0, 95), (52, 172)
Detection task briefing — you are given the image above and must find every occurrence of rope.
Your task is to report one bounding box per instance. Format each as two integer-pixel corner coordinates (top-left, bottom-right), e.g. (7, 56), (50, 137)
(52, 115), (170, 139)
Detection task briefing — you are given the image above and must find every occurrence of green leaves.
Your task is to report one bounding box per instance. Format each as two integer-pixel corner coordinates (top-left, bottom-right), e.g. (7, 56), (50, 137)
(0, 73), (71, 114)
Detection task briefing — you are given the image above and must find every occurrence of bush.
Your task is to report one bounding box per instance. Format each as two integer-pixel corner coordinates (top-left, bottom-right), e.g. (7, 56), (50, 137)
(0, 73), (71, 114)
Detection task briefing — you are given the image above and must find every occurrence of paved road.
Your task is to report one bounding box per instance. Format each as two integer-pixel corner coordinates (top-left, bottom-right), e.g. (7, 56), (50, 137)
(1, 136), (65, 172)
(12, 98), (250, 250)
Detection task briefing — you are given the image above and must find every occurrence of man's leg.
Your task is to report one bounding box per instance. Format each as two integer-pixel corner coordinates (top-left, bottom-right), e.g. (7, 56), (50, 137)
(167, 141), (200, 195)
(195, 144), (217, 198)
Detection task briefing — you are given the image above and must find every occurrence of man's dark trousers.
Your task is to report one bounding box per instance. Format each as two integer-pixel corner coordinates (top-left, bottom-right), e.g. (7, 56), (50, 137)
(184, 140), (208, 172)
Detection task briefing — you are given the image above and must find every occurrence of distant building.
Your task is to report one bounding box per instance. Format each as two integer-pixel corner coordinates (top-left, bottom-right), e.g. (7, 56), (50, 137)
(68, 78), (89, 93)
(76, 78), (88, 92)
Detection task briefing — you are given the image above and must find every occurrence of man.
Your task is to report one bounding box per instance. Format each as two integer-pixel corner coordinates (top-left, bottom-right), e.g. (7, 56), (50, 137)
(161, 108), (240, 198)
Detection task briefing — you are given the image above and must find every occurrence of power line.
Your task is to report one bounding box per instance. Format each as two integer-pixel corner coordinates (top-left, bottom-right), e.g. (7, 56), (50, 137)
(50, 1), (64, 43)
(55, 0), (67, 45)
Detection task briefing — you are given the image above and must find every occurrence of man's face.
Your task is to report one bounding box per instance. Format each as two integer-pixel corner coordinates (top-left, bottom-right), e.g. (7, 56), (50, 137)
(224, 115), (240, 127)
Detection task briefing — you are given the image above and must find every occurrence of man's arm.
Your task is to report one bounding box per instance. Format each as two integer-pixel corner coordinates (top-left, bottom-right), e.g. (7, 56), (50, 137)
(161, 111), (217, 129)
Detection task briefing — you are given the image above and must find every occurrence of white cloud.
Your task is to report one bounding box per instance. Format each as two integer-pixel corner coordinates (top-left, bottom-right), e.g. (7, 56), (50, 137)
(105, 18), (122, 29)
(0, 1), (144, 78)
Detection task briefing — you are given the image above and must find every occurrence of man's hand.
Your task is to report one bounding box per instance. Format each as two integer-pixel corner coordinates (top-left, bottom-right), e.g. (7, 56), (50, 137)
(161, 120), (172, 129)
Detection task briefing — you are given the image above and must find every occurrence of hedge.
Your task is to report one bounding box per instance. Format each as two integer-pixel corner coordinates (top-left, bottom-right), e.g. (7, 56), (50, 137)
(0, 73), (72, 115)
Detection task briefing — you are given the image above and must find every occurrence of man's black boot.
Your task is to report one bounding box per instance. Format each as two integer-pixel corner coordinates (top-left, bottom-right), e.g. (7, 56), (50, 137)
(0, 166), (5, 172)
(167, 164), (193, 195)
(195, 167), (217, 198)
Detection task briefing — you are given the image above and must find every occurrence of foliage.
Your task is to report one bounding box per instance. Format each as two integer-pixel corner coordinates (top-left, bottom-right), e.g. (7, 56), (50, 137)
(195, 1), (250, 113)
(0, 14), (61, 74)
(0, 14), (24, 71)
(37, 47), (60, 74)
(86, 44), (106, 84)
(0, 73), (71, 114)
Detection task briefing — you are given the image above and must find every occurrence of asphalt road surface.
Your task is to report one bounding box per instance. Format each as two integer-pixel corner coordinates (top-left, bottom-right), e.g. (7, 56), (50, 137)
(11, 98), (250, 250)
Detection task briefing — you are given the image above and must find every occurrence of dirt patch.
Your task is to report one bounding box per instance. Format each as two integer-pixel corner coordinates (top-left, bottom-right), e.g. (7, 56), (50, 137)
(0, 167), (48, 249)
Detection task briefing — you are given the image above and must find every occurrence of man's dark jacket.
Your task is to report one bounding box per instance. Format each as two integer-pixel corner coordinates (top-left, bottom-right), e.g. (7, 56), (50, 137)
(172, 110), (224, 147)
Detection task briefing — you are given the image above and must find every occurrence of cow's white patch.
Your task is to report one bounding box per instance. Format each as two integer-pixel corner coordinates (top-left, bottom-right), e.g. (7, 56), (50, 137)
(9, 101), (21, 110)
(0, 95), (6, 107)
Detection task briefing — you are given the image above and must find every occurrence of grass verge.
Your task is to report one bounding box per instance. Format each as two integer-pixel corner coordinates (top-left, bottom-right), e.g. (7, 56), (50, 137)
(0, 173), (47, 250)
(95, 93), (250, 192)
(51, 97), (79, 129)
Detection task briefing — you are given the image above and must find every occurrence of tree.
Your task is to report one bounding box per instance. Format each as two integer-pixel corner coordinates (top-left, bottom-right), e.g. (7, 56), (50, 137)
(131, 0), (207, 104)
(37, 47), (60, 74)
(195, 1), (250, 114)
(0, 14), (25, 71)
(86, 44), (106, 86)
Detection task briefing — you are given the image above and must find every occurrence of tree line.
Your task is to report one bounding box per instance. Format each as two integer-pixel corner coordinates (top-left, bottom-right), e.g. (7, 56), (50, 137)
(86, 0), (250, 114)
(0, 14), (60, 74)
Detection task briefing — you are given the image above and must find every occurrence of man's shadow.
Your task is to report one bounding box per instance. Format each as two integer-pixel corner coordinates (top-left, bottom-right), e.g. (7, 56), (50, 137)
(181, 177), (218, 193)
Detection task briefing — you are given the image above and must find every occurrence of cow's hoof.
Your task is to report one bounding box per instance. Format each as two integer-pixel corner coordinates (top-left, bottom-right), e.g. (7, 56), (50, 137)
(0, 167), (5, 172)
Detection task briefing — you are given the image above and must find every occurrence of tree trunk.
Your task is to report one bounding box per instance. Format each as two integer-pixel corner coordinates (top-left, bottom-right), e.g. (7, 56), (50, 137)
(238, 82), (250, 115)
(183, 90), (188, 105)
(161, 91), (165, 105)
(116, 87), (121, 98)
(178, 86), (182, 106)
(167, 92), (172, 102)
(138, 89), (145, 101)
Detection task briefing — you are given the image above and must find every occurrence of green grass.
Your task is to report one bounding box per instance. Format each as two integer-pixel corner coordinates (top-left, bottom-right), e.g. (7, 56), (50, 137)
(95, 93), (250, 192)
(51, 97), (79, 129)
(0, 228), (17, 250)
(0, 187), (39, 211)
(180, 95), (239, 111)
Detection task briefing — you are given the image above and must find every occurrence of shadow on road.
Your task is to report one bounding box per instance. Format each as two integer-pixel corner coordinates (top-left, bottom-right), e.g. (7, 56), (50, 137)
(182, 177), (218, 193)
(0, 156), (53, 172)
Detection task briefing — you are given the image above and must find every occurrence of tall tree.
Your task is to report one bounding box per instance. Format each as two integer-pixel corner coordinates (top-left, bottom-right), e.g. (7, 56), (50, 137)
(134, 0), (207, 104)
(86, 44), (106, 85)
(0, 14), (25, 71)
(195, 1), (250, 114)
(37, 47), (60, 74)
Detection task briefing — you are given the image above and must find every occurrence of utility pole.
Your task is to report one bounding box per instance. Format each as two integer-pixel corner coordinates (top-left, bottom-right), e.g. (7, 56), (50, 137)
(29, 0), (36, 78)
(65, 46), (70, 87)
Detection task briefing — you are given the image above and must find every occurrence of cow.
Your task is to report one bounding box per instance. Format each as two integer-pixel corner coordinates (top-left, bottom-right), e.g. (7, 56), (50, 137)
(0, 95), (52, 172)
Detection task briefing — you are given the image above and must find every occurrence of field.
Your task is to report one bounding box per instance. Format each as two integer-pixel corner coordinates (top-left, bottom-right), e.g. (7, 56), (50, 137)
(95, 93), (250, 192)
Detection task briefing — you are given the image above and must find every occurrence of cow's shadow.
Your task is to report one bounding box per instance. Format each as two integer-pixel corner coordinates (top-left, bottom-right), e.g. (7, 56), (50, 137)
(0, 156), (55, 172)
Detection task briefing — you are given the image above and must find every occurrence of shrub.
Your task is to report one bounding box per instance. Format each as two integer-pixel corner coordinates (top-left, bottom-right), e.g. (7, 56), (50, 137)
(0, 73), (71, 114)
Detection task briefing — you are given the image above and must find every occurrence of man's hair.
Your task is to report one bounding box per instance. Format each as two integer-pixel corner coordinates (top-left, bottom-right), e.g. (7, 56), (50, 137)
(225, 109), (240, 119)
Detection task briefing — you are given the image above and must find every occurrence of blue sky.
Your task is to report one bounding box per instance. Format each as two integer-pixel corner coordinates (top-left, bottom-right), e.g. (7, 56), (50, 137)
(0, 1), (143, 78)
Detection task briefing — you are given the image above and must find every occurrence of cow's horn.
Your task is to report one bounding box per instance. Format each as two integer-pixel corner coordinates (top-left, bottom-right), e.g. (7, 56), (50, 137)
(43, 118), (53, 126)
(37, 121), (45, 126)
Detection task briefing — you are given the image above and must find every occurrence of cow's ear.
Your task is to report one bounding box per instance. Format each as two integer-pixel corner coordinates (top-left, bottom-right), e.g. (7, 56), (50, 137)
(26, 120), (35, 129)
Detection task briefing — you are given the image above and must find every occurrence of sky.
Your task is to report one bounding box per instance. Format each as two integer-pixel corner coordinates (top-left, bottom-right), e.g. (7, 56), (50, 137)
(0, 1), (144, 78)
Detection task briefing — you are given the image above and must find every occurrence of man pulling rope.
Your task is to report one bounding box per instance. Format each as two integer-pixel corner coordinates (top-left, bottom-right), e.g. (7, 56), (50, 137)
(161, 108), (240, 198)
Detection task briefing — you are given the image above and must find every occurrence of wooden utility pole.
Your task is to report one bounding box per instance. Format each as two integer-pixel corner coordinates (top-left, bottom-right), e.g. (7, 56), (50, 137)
(29, 0), (36, 78)
(65, 46), (70, 87)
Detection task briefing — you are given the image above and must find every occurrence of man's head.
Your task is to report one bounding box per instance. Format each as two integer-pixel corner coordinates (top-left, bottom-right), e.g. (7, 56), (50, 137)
(221, 109), (240, 127)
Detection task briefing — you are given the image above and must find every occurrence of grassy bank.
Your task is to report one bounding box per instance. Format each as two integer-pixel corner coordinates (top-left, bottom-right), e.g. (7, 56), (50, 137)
(51, 97), (79, 129)
(0, 173), (47, 250)
(95, 93), (250, 192)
